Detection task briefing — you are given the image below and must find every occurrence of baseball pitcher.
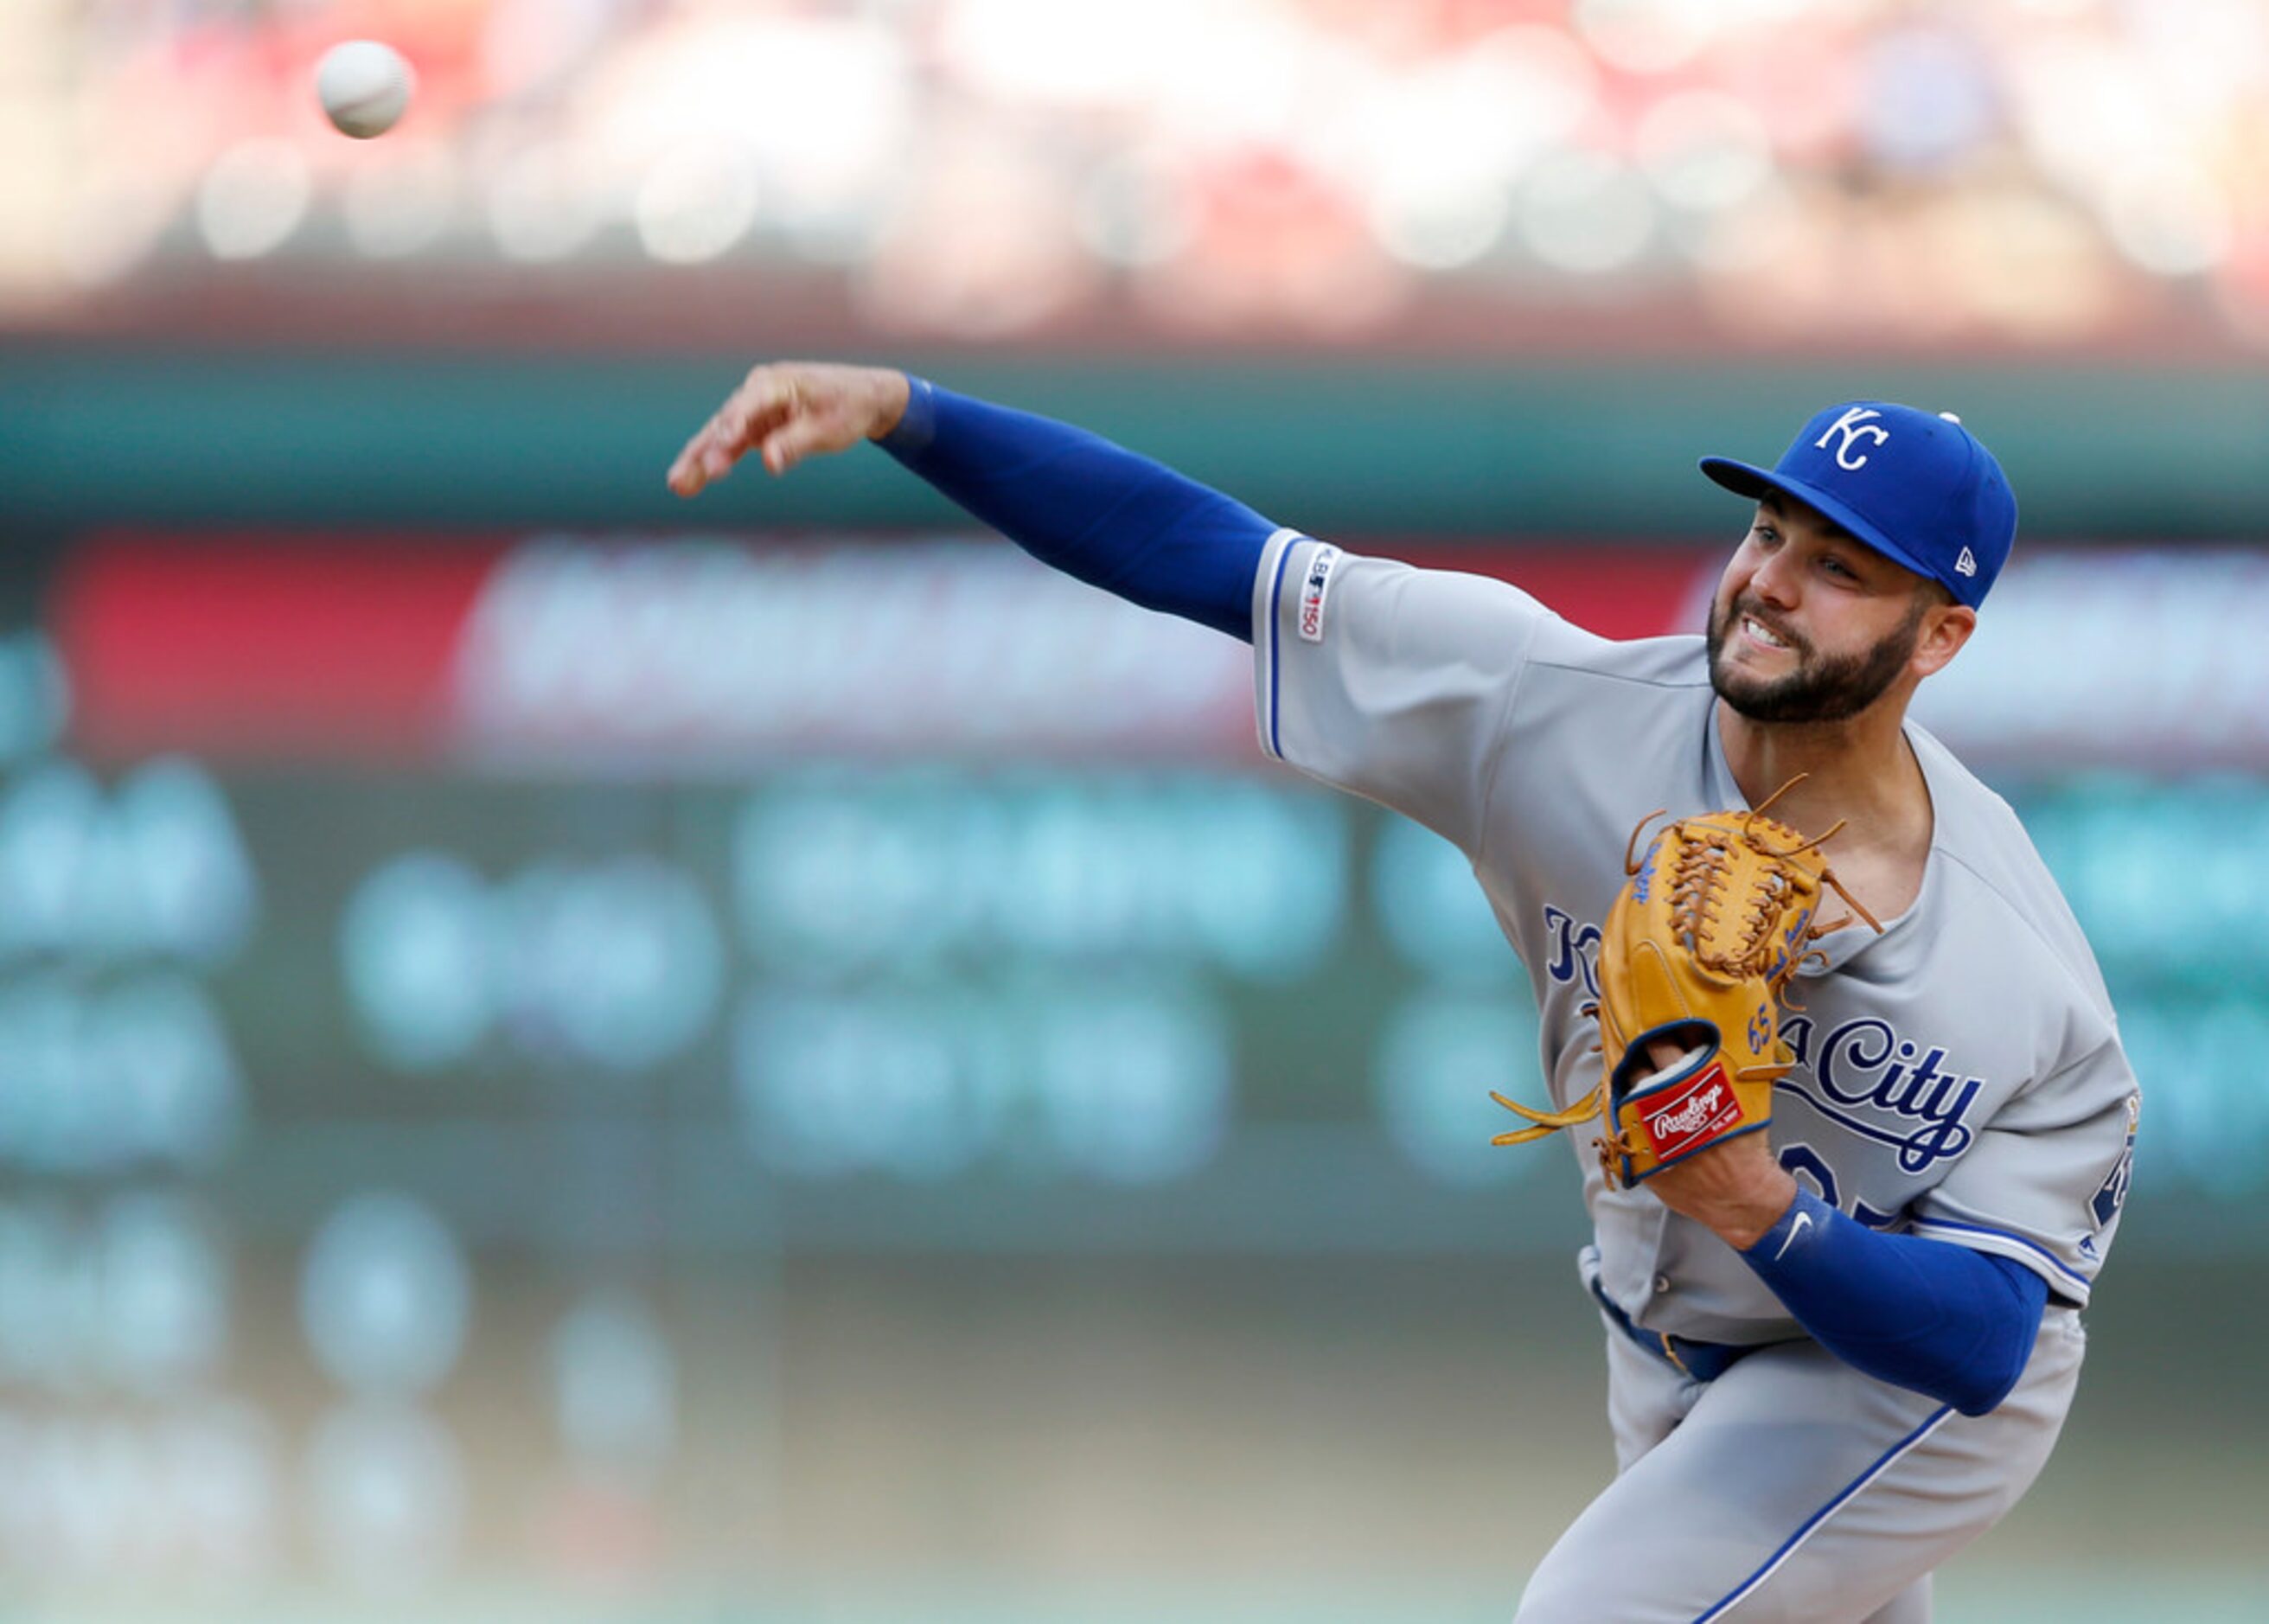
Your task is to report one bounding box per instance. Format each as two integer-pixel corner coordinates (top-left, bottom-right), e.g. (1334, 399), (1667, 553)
(669, 366), (2138, 1623)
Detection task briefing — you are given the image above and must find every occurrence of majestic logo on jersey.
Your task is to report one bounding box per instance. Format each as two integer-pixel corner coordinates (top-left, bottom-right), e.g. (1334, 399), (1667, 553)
(1297, 546), (1341, 643)
(1815, 406), (1890, 471)
(1540, 903), (1988, 1174)
(2090, 1092), (2139, 1230)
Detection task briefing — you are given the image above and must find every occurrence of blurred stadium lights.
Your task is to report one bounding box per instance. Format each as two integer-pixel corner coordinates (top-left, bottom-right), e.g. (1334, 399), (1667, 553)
(194, 140), (315, 262)
(304, 1397), (466, 1590)
(1633, 91), (1774, 214)
(3, 0), (2263, 348)
(341, 143), (457, 259)
(299, 1192), (472, 1399)
(549, 1287), (677, 1489)
(485, 141), (599, 262)
(1570, 0), (1723, 76)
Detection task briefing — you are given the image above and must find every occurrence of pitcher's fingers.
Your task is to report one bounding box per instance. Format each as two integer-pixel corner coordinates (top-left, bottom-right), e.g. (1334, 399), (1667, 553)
(669, 370), (805, 494)
(759, 400), (851, 475)
(667, 430), (719, 494)
(668, 426), (739, 495)
(668, 406), (732, 488)
(671, 400), (779, 492)
(719, 370), (806, 449)
(759, 420), (802, 475)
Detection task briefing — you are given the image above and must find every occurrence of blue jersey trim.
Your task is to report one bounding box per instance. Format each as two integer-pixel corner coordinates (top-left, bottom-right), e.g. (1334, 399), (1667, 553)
(1262, 534), (1300, 760)
(1695, 1403), (1955, 1621)
(1910, 1216), (2092, 1290)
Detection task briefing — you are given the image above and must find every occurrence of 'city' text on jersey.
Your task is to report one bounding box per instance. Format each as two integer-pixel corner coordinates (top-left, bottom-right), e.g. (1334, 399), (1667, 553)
(1777, 1016), (1983, 1173)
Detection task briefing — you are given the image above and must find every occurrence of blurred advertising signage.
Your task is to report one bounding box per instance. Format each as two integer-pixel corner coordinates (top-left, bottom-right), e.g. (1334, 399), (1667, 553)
(1910, 549), (2269, 771)
(451, 539), (1248, 764)
(56, 534), (1244, 766)
(55, 534), (2253, 770)
(52, 534), (1692, 769)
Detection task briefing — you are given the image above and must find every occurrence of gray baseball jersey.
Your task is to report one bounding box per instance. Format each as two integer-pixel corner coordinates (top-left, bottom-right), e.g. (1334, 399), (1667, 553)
(1251, 530), (2138, 1620)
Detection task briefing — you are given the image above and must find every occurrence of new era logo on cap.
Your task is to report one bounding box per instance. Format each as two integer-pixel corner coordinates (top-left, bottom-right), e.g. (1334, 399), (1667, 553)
(1697, 401), (2019, 609)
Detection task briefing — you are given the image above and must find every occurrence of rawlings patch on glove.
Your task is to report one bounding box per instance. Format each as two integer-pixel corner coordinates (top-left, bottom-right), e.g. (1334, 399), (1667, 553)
(1492, 781), (1876, 1189)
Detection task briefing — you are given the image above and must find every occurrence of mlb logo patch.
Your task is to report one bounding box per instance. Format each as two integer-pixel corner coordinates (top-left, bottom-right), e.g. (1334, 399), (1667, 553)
(1639, 1061), (1744, 1161)
(1297, 546), (1341, 643)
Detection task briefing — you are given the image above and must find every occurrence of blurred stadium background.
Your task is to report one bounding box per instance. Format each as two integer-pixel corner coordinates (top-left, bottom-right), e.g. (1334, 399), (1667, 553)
(3, 0), (2266, 1619)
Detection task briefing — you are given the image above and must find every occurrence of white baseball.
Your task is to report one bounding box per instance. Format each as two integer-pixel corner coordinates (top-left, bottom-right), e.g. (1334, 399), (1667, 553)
(316, 41), (415, 139)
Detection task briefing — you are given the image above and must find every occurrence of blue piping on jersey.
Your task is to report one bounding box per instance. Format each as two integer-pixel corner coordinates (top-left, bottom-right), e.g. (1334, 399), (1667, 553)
(1693, 1403), (1955, 1622)
(1262, 533), (1301, 760)
(1909, 1215), (2093, 1291)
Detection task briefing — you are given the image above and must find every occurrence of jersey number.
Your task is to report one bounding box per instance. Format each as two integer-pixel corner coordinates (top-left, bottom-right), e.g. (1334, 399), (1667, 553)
(1777, 1141), (1900, 1231)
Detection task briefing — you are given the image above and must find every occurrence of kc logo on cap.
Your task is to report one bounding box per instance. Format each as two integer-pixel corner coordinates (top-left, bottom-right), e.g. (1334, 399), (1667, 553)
(1814, 406), (1892, 471)
(1696, 400), (2020, 610)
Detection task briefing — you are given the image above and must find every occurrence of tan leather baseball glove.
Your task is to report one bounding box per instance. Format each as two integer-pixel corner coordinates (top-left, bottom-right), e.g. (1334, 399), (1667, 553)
(1492, 785), (1876, 1189)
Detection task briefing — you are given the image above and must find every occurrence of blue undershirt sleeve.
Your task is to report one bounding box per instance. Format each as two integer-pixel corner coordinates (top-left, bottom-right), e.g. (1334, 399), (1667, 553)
(877, 377), (1275, 642)
(1741, 1188), (2049, 1416)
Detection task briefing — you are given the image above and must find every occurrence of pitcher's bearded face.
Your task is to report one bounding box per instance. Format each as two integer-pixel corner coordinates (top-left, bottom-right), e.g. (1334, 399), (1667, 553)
(1705, 589), (1928, 725)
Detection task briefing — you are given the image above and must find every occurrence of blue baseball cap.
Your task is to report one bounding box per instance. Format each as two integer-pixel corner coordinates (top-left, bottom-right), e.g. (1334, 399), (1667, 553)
(1698, 402), (2017, 609)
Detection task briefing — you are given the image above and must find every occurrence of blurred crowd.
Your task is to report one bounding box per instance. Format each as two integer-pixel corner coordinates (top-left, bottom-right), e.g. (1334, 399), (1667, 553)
(3, 0), (2266, 347)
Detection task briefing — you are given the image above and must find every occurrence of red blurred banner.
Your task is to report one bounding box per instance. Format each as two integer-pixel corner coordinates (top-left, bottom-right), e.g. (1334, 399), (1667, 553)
(54, 533), (498, 764)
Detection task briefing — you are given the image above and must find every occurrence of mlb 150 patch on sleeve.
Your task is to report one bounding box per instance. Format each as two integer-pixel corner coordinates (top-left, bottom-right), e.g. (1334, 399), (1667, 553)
(1298, 546), (1341, 643)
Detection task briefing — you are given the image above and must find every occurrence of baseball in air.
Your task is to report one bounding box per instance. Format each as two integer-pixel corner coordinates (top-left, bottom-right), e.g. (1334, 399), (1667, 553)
(316, 41), (414, 138)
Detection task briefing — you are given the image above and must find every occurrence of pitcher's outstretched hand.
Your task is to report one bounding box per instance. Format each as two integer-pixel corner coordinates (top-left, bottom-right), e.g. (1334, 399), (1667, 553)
(668, 361), (911, 496)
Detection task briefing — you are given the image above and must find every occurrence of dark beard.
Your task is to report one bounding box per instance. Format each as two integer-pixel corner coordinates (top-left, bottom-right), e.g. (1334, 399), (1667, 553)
(1706, 595), (1925, 725)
